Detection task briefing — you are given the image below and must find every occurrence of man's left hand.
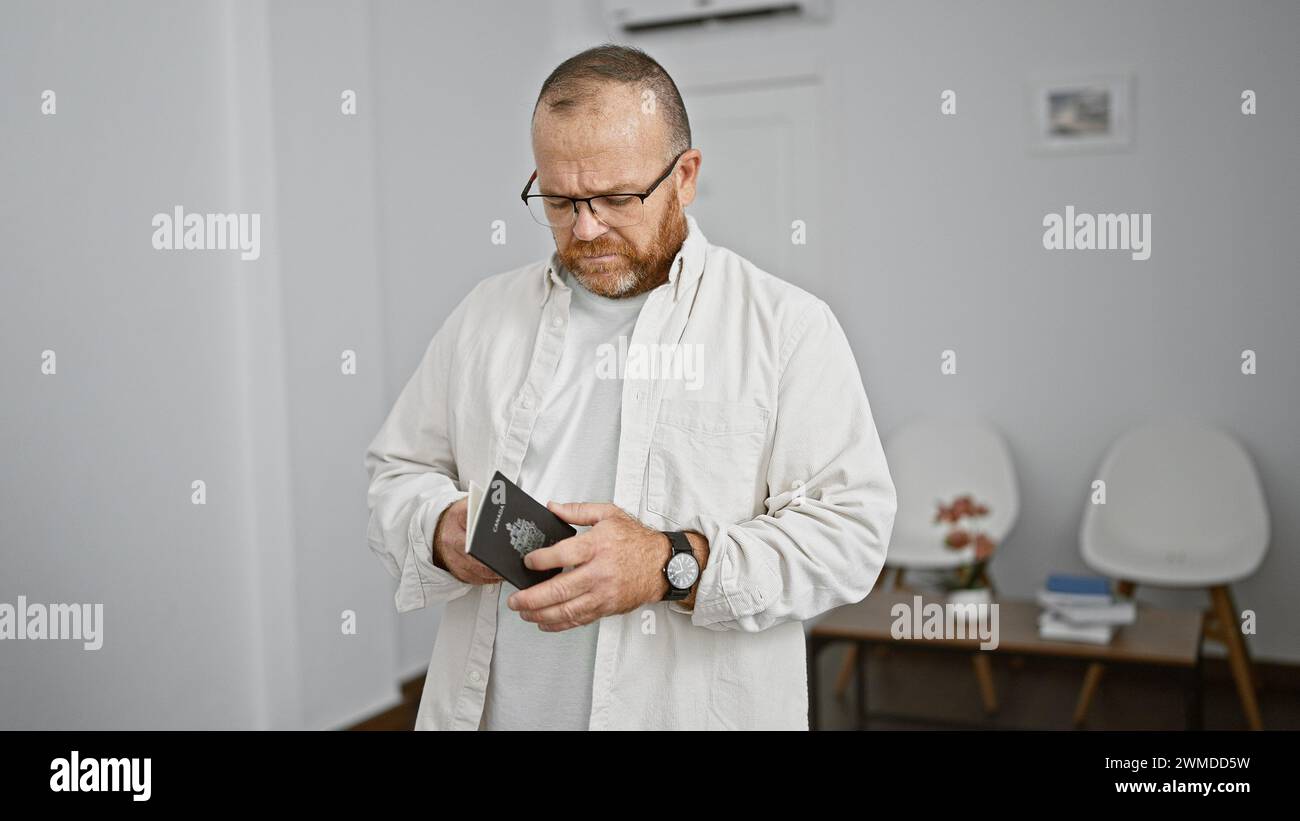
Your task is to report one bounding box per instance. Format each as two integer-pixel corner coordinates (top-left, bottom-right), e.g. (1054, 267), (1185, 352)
(506, 502), (677, 632)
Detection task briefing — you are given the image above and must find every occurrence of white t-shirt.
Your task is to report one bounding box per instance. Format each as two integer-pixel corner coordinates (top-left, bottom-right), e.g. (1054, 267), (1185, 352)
(479, 269), (650, 730)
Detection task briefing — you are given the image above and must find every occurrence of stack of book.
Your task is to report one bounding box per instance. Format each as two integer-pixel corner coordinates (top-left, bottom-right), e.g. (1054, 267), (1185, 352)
(1036, 574), (1137, 645)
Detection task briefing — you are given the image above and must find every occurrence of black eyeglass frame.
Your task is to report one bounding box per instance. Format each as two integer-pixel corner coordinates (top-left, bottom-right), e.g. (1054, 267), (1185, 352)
(519, 149), (689, 227)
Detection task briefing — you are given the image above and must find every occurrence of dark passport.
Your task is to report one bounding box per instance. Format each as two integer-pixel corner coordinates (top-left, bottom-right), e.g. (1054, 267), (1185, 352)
(464, 471), (575, 590)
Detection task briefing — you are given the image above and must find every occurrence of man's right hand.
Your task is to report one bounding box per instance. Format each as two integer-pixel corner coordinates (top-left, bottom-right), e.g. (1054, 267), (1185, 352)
(432, 497), (503, 585)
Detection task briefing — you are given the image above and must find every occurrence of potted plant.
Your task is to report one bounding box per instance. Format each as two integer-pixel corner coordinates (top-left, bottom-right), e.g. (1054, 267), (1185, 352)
(934, 494), (996, 604)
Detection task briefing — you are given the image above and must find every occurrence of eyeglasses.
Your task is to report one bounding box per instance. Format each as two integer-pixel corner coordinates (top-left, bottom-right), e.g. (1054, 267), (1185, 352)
(520, 149), (688, 229)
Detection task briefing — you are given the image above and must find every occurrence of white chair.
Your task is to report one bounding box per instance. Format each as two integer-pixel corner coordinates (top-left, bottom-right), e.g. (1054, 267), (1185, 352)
(834, 417), (1020, 713)
(881, 417), (1020, 578)
(1073, 418), (1269, 729)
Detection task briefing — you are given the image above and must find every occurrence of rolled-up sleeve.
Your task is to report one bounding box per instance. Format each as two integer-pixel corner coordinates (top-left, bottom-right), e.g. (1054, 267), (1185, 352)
(671, 299), (896, 631)
(364, 300), (473, 613)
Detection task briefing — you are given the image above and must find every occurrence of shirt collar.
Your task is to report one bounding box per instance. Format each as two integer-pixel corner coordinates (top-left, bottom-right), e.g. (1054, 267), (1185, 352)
(542, 213), (708, 305)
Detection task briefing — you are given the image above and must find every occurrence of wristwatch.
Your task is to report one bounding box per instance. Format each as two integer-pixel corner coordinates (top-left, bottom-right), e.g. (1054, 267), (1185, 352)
(661, 531), (700, 602)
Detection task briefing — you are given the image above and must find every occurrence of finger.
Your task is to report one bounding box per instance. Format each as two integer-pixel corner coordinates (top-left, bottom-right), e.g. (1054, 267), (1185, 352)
(460, 558), (501, 584)
(507, 568), (592, 612)
(445, 498), (468, 530)
(523, 532), (595, 571)
(539, 620), (582, 633)
(460, 566), (495, 585)
(470, 567), (503, 584)
(519, 592), (602, 626)
(546, 500), (618, 527)
(471, 569), (502, 584)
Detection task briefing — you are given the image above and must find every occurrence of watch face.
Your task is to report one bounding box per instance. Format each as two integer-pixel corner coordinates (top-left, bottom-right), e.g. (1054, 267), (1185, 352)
(666, 552), (699, 590)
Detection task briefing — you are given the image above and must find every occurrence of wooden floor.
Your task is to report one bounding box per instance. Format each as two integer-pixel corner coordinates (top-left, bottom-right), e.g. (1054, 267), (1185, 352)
(350, 675), (425, 731)
(349, 648), (1300, 731)
(812, 644), (1300, 731)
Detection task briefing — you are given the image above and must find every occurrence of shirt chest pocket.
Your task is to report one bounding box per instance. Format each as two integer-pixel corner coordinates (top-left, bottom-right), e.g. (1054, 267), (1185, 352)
(646, 399), (770, 527)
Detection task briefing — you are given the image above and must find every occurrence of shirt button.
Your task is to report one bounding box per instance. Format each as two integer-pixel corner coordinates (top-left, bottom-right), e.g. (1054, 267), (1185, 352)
(552, 316), (564, 328)
(469, 670), (482, 683)
(521, 396), (533, 409)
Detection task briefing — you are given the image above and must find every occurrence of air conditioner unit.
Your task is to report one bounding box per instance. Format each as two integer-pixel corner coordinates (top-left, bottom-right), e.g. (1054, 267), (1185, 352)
(603, 0), (830, 34)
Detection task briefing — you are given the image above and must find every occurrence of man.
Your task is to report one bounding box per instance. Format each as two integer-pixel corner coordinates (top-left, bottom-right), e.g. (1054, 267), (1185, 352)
(364, 44), (896, 730)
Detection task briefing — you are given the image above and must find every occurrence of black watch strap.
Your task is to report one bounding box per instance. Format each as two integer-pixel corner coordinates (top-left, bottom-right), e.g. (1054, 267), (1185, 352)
(662, 530), (695, 601)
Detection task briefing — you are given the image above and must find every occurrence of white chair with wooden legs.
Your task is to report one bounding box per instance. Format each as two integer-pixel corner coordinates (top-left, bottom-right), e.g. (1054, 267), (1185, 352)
(833, 417), (1020, 715)
(1072, 419), (1269, 730)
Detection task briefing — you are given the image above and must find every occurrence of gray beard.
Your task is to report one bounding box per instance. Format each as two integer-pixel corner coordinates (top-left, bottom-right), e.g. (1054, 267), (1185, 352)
(571, 265), (642, 299)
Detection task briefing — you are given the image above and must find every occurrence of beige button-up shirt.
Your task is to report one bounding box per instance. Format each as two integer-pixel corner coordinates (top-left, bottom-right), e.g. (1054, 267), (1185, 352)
(364, 215), (896, 730)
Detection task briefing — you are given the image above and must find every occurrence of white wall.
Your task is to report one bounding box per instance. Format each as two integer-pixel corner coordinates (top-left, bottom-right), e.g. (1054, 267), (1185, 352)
(1, 0), (413, 730)
(0, 0), (273, 728)
(262, 0), (401, 730)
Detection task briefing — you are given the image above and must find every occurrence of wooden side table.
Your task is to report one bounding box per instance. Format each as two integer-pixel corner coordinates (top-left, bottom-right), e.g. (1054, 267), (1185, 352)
(808, 591), (1205, 730)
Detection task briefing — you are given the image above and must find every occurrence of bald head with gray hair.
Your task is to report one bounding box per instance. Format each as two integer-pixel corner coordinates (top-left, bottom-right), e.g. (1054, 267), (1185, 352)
(532, 44), (691, 162)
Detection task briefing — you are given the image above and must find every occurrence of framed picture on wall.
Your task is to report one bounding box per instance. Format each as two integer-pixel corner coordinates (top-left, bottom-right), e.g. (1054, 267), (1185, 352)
(1029, 73), (1134, 153)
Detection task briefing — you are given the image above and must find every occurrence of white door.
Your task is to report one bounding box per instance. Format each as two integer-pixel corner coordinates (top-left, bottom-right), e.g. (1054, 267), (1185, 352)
(682, 80), (826, 294)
